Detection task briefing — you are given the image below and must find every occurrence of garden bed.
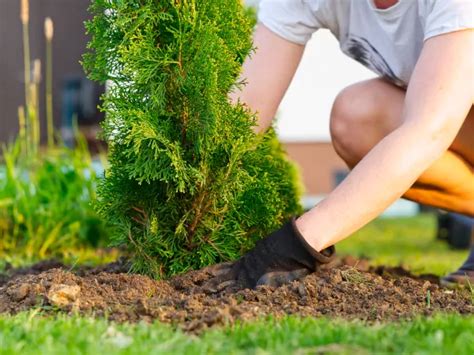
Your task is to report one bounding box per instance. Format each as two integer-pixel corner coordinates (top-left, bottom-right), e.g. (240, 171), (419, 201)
(0, 258), (472, 333)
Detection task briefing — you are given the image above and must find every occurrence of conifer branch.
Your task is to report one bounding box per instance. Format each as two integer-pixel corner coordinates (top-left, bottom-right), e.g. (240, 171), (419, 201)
(83, 0), (302, 278)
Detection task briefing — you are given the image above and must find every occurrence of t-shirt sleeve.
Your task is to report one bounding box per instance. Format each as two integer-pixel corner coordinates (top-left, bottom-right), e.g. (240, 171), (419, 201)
(424, 0), (474, 41)
(258, 0), (323, 45)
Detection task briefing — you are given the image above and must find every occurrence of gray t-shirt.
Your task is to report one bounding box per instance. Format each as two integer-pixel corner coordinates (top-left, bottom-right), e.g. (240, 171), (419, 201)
(259, 0), (473, 87)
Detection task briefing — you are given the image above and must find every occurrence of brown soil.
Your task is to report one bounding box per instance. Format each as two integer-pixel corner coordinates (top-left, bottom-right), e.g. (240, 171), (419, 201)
(0, 257), (472, 332)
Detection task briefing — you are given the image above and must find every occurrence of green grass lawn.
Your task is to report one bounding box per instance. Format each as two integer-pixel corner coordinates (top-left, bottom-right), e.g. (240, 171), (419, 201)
(1, 313), (473, 355)
(1, 215), (472, 354)
(337, 214), (468, 276)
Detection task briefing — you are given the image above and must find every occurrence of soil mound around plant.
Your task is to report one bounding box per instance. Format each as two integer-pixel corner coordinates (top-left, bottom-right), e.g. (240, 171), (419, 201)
(0, 258), (472, 332)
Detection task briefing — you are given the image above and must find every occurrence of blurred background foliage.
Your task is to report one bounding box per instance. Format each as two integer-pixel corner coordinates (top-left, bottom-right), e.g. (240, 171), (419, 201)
(0, 134), (110, 263)
(0, 0), (110, 264)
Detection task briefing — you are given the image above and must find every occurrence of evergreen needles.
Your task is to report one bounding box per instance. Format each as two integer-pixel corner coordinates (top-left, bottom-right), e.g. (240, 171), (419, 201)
(83, 0), (302, 278)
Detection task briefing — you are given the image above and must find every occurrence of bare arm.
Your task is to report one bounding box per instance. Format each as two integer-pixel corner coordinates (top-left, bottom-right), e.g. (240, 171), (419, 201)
(296, 30), (474, 251)
(231, 24), (305, 131)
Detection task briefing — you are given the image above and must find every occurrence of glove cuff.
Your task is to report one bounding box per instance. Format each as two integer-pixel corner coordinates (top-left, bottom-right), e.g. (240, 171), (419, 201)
(290, 217), (336, 264)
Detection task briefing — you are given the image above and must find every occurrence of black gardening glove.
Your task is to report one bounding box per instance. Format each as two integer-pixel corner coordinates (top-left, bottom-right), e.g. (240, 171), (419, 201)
(204, 217), (335, 292)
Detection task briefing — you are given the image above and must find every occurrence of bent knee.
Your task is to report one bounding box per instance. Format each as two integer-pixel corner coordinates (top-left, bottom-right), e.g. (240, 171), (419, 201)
(330, 85), (364, 143)
(330, 79), (404, 162)
(330, 81), (378, 158)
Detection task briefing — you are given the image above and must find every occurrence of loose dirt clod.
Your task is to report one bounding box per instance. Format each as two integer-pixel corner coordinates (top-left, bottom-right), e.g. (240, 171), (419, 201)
(47, 284), (81, 308)
(0, 259), (472, 332)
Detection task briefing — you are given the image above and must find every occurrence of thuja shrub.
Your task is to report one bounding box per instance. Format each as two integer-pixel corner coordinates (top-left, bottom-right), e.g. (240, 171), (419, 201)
(83, 0), (302, 278)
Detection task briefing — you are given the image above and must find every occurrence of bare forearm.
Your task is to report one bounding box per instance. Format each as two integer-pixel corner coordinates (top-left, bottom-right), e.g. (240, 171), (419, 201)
(296, 123), (451, 250)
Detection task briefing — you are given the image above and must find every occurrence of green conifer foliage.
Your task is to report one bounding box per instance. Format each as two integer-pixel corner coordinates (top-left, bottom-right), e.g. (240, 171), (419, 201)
(83, 0), (303, 278)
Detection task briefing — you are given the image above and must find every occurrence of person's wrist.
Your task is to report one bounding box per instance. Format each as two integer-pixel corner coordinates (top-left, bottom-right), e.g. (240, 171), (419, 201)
(294, 214), (318, 248)
(291, 217), (335, 263)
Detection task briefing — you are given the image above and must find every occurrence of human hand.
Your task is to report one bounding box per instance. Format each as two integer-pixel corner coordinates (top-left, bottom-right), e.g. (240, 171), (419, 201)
(203, 218), (335, 292)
